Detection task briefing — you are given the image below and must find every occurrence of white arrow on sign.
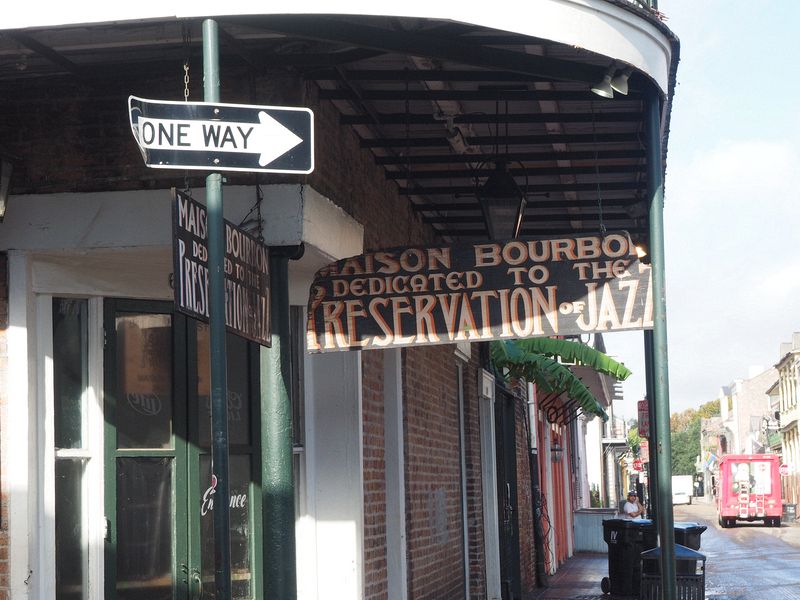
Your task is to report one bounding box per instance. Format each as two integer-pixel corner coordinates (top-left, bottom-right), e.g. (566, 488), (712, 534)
(136, 113), (303, 167)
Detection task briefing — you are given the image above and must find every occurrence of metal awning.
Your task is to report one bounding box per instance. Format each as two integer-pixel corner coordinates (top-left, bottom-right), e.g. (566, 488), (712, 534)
(0, 11), (678, 246)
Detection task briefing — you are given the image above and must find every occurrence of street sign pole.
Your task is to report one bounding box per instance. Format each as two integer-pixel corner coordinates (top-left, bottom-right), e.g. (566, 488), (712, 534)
(203, 19), (233, 600)
(646, 90), (676, 600)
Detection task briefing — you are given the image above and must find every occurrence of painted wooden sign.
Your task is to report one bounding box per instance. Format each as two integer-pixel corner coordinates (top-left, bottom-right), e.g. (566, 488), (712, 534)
(172, 189), (271, 346)
(307, 232), (653, 352)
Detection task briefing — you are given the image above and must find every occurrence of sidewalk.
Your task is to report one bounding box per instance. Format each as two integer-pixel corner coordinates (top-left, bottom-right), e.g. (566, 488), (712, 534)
(529, 553), (610, 600)
(528, 502), (800, 600)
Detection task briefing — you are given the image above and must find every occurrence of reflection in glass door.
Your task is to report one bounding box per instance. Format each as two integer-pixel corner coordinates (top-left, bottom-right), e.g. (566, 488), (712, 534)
(104, 300), (261, 600)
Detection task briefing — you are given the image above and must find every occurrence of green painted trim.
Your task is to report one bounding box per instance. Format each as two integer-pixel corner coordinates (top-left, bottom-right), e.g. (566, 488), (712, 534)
(249, 342), (265, 600)
(102, 298), (117, 600)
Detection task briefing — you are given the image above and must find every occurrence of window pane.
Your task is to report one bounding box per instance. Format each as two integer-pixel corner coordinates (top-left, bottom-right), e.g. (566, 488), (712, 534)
(199, 454), (252, 599)
(116, 457), (173, 600)
(196, 325), (251, 447)
(55, 458), (85, 600)
(53, 298), (88, 449)
(116, 314), (173, 449)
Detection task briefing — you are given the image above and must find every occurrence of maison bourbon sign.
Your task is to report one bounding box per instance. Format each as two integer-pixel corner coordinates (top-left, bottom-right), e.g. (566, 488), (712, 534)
(307, 232), (653, 352)
(172, 189), (271, 346)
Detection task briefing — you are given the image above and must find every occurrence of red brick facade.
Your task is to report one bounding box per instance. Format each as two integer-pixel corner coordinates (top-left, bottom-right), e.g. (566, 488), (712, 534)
(514, 389), (536, 595)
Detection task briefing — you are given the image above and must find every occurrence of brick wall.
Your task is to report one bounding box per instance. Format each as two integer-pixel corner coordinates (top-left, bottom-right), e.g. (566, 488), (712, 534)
(403, 345), (464, 600)
(463, 351), (487, 599)
(362, 350), (389, 600)
(0, 253), (8, 600)
(514, 388), (536, 595)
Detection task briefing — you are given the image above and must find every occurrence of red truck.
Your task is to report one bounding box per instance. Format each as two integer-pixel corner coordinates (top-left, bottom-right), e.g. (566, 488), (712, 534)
(716, 454), (782, 528)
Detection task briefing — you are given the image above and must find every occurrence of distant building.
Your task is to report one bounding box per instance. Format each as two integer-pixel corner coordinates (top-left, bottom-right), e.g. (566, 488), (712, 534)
(718, 367), (778, 454)
(777, 333), (800, 505)
(700, 415), (724, 498)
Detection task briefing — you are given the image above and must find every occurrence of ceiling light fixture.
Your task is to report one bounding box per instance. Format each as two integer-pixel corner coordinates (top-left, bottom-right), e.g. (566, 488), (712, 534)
(590, 67), (615, 99)
(611, 67), (633, 96)
(476, 99), (527, 240)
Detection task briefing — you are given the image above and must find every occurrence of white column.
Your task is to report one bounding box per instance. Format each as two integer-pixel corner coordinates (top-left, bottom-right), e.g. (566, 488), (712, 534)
(479, 370), (502, 600)
(6, 252), (32, 599)
(302, 351), (364, 600)
(384, 349), (408, 600)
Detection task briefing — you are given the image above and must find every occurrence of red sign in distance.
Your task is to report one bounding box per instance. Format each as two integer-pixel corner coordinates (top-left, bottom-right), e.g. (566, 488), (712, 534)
(633, 458), (643, 471)
(780, 463), (791, 476)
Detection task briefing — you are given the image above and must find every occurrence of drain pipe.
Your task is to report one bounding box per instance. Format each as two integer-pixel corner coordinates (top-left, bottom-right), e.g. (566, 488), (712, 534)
(527, 384), (549, 587)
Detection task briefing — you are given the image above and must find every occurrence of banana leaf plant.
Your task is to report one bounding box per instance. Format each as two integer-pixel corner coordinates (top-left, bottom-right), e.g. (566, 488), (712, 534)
(489, 337), (632, 421)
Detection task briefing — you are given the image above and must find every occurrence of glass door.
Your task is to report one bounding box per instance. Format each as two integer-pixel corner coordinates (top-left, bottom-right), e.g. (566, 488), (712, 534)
(104, 299), (261, 600)
(191, 323), (259, 598)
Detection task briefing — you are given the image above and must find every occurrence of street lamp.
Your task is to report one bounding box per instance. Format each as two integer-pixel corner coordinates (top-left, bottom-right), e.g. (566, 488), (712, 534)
(551, 443), (564, 463)
(477, 160), (527, 240)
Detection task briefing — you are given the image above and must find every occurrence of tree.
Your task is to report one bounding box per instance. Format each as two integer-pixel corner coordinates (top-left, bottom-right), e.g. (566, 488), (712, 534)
(671, 419), (700, 475)
(627, 426), (641, 456)
(670, 399), (719, 475)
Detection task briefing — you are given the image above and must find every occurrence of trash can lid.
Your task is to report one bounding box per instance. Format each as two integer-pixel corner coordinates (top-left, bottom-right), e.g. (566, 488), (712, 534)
(641, 544), (706, 561)
(603, 518), (653, 527)
(674, 521), (707, 533)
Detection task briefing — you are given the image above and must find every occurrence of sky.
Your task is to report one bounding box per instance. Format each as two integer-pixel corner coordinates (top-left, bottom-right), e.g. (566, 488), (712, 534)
(605, 0), (800, 418)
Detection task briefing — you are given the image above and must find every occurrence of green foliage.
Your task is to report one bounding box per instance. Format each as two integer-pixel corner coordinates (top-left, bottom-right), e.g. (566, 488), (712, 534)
(698, 399), (721, 419)
(670, 399), (721, 433)
(490, 339), (632, 422)
(668, 399), (719, 475)
(627, 427), (641, 455)
(671, 419), (700, 475)
(590, 483), (602, 508)
(497, 337), (633, 380)
(491, 341), (608, 421)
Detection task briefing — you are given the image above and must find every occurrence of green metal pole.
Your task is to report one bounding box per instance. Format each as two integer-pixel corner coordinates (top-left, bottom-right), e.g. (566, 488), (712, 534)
(644, 331), (658, 523)
(261, 248), (299, 599)
(646, 90), (676, 599)
(203, 18), (233, 600)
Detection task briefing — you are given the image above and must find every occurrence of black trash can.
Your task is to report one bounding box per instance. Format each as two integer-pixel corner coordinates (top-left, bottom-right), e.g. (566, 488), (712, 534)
(601, 518), (657, 596)
(782, 503), (796, 524)
(673, 522), (707, 550)
(640, 544), (706, 600)
(672, 522), (707, 575)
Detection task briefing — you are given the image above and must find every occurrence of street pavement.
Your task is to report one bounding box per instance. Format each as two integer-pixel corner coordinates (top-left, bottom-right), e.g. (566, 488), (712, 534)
(530, 500), (800, 600)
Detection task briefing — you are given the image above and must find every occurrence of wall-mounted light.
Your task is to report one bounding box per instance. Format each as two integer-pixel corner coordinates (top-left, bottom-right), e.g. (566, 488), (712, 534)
(551, 443), (564, 463)
(0, 155), (13, 223)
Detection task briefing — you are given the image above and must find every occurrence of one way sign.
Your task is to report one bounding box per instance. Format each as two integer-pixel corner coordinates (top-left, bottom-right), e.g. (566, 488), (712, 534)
(128, 96), (314, 174)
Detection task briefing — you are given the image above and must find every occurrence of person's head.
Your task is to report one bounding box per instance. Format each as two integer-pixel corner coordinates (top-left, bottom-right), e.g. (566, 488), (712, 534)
(627, 491), (637, 501)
